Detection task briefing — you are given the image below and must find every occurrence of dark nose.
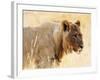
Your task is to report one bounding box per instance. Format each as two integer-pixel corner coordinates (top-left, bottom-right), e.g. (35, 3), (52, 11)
(80, 45), (83, 49)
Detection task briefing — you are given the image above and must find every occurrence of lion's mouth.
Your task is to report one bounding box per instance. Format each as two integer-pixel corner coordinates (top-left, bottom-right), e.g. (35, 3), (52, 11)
(78, 48), (82, 52)
(73, 47), (83, 54)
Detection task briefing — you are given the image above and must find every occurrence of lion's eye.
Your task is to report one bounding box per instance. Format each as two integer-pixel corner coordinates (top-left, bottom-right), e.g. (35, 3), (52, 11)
(73, 33), (77, 38)
(72, 35), (77, 40)
(74, 34), (77, 37)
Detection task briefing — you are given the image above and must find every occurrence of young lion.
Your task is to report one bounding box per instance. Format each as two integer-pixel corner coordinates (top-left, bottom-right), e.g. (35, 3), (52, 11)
(23, 20), (83, 68)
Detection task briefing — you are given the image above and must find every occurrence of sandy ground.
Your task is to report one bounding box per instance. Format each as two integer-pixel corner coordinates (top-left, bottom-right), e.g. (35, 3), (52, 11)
(23, 10), (91, 69)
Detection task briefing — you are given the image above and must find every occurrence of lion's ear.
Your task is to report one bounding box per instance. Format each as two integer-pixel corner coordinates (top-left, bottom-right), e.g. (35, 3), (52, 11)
(62, 20), (70, 32)
(75, 20), (80, 26)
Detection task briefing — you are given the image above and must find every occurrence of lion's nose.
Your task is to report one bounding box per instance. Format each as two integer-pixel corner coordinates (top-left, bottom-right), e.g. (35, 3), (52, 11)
(80, 45), (83, 49)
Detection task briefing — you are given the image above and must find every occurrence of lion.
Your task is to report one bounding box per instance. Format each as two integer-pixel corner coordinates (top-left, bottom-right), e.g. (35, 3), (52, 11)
(23, 20), (83, 69)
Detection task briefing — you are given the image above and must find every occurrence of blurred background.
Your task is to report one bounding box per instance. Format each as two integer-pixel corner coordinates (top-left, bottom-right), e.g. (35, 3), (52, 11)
(23, 10), (91, 68)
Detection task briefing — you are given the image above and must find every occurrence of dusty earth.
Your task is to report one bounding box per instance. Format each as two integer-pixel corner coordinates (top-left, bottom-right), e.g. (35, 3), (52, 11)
(23, 10), (91, 69)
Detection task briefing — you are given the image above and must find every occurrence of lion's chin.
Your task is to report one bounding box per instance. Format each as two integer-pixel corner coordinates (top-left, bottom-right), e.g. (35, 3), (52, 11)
(73, 48), (78, 52)
(73, 48), (82, 54)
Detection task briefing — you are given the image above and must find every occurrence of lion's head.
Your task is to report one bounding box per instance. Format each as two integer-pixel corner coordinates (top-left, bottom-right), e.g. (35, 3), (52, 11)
(62, 20), (83, 54)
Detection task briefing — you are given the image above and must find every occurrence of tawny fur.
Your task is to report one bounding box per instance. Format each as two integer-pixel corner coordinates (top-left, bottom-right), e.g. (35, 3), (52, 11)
(23, 20), (83, 69)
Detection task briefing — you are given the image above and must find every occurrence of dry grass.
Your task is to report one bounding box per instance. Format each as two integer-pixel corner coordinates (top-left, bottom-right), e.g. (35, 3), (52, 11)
(23, 10), (91, 68)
